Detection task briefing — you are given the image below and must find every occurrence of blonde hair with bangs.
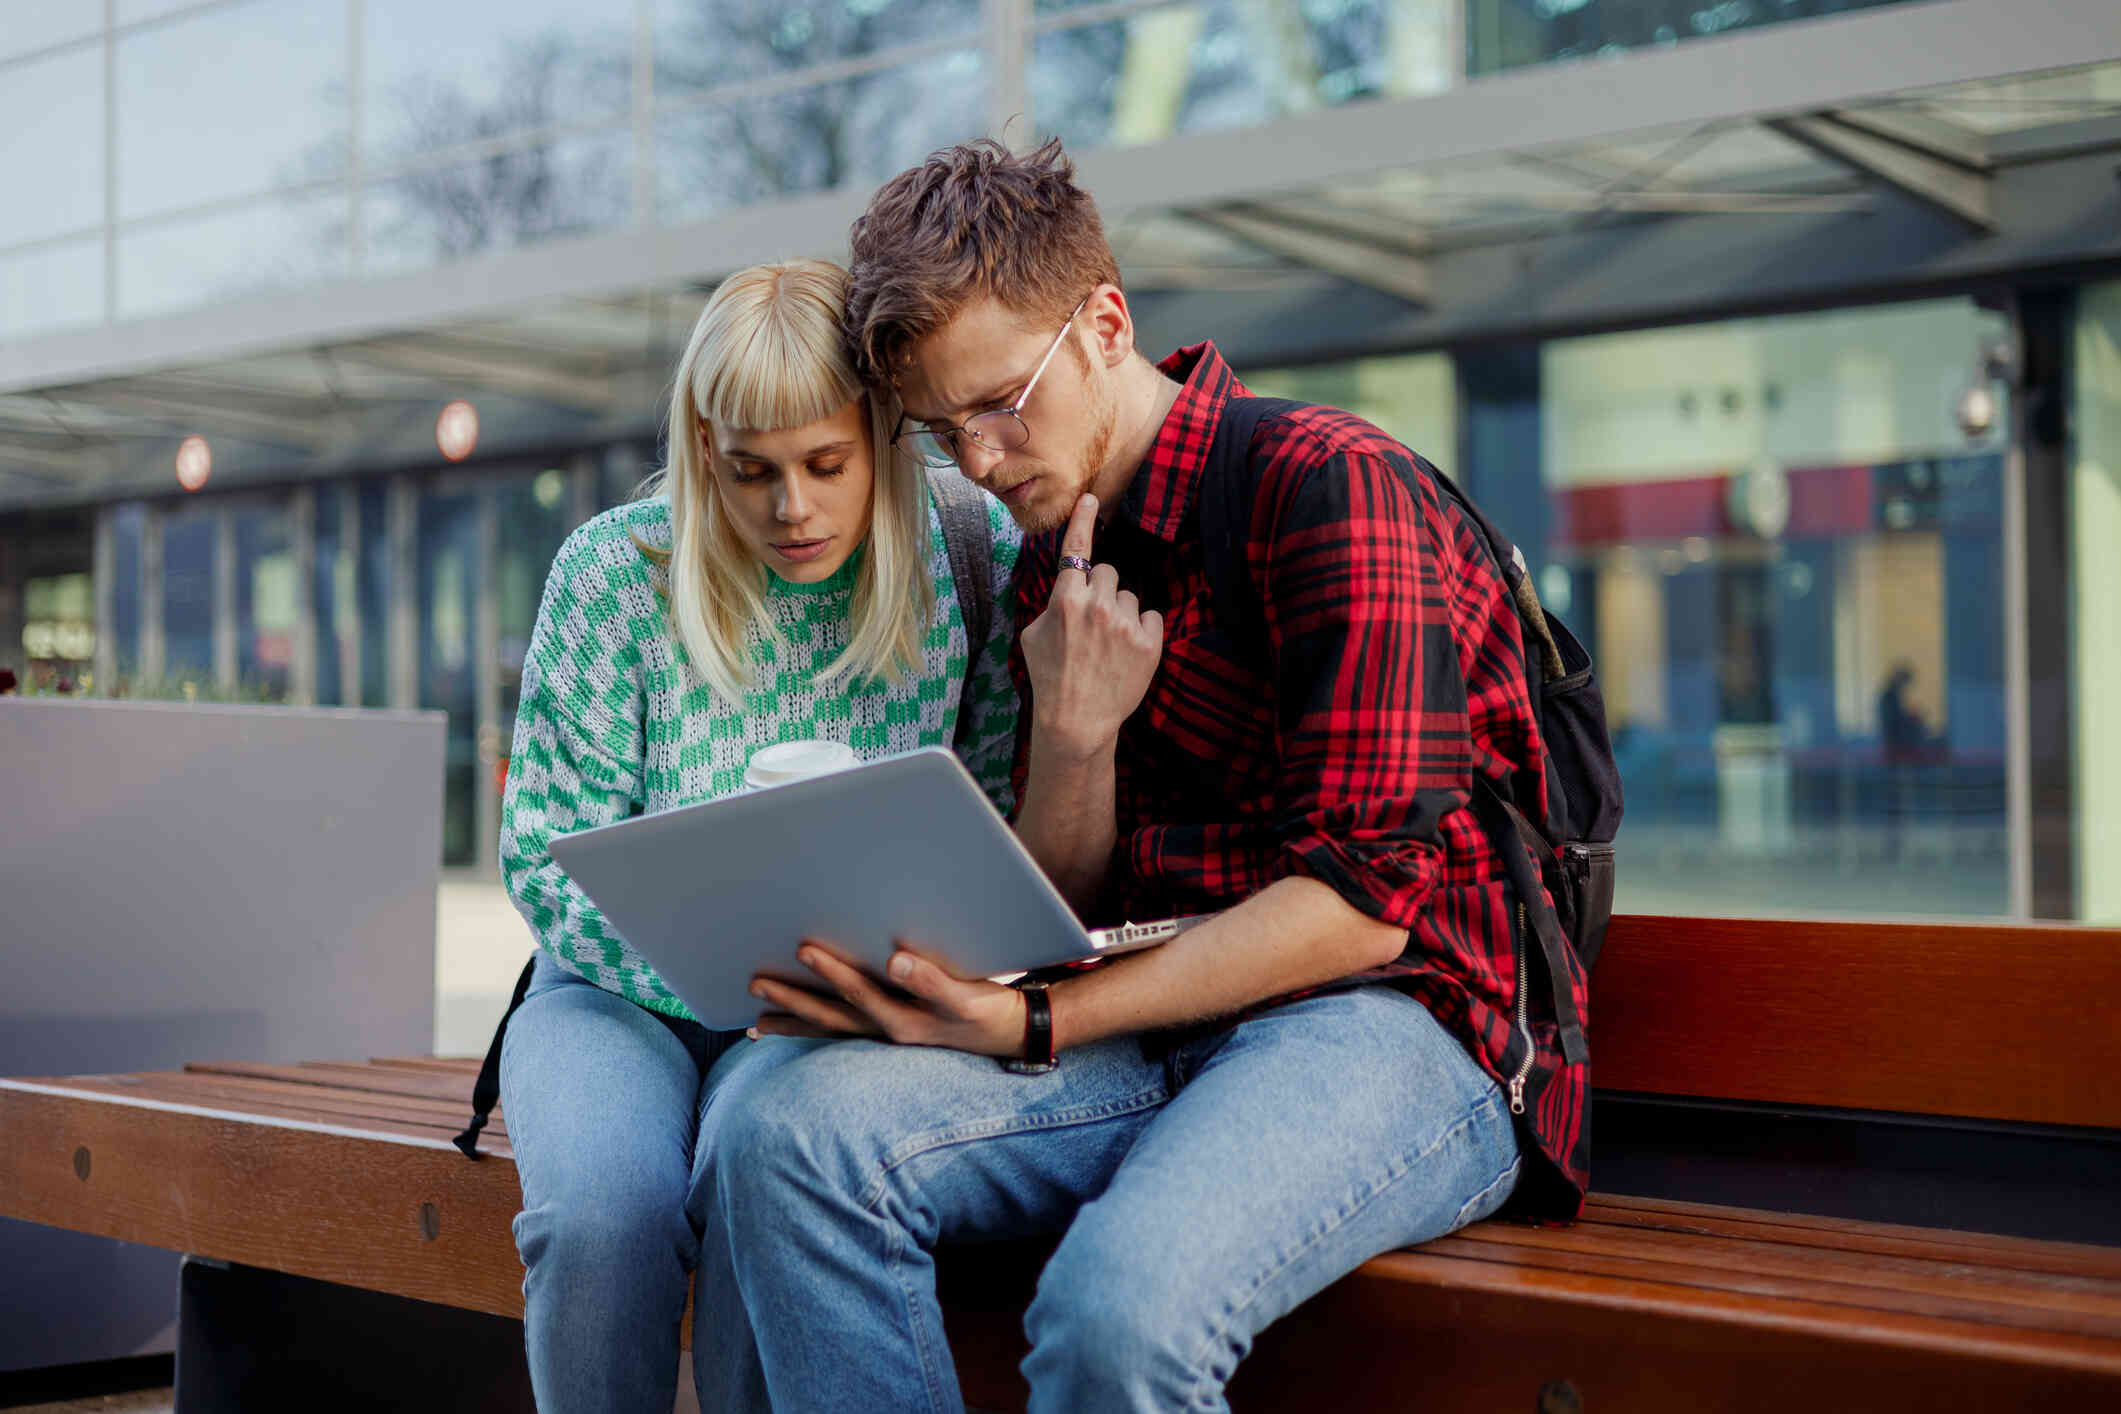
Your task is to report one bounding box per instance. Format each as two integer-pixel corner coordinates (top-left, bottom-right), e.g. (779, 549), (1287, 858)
(640, 260), (934, 707)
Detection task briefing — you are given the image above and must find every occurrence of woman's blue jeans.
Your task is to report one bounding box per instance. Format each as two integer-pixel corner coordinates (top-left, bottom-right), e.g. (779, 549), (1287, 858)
(688, 983), (1521, 1414)
(500, 951), (750, 1413)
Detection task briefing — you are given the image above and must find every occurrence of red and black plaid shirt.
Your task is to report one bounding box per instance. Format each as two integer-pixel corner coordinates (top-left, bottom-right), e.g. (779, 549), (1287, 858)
(1009, 342), (1589, 1217)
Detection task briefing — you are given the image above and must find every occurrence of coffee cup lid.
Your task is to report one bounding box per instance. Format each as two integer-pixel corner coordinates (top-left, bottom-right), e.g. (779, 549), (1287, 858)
(744, 739), (858, 787)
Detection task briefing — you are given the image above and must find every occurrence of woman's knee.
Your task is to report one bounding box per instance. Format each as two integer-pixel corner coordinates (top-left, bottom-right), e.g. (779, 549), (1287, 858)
(515, 1175), (697, 1289)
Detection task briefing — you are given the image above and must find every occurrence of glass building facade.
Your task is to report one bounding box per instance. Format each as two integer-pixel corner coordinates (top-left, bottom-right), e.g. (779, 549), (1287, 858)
(0, 0), (1945, 341)
(2, 0), (2116, 924)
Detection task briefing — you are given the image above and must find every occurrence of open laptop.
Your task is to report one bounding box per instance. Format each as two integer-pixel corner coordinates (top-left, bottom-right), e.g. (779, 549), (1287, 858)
(547, 746), (1197, 1028)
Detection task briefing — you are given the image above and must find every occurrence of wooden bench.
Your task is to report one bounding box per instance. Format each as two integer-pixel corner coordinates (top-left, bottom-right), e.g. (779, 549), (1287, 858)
(5, 915), (2120, 1410)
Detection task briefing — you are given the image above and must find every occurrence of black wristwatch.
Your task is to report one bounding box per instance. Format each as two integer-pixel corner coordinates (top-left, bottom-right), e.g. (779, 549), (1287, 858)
(1001, 978), (1057, 1075)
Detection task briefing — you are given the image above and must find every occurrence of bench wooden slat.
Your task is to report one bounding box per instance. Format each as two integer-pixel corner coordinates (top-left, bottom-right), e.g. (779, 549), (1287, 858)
(185, 1058), (487, 1104)
(1212, 1248), (2121, 1414)
(66, 1070), (507, 1138)
(1422, 1232), (2121, 1338)
(1590, 916), (2121, 1129)
(9, 1059), (2121, 1411)
(1458, 1219), (2121, 1315)
(1357, 1245), (2121, 1371)
(0, 1080), (526, 1319)
(368, 1056), (486, 1075)
(1582, 1193), (2121, 1280)
(7, 1076), (484, 1152)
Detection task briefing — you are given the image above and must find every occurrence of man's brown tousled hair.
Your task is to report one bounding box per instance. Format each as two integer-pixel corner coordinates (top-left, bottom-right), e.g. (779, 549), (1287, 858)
(844, 138), (1121, 388)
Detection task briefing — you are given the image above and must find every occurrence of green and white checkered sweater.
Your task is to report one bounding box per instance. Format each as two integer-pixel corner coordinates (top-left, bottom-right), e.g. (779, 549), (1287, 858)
(500, 488), (1023, 1021)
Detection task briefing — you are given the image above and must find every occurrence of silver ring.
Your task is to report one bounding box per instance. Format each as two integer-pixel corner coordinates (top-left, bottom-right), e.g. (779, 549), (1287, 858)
(1059, 554), (1093, 574)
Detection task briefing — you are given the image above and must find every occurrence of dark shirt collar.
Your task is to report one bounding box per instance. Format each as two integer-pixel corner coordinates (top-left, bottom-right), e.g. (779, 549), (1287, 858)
(1112, 341), (1246, 544)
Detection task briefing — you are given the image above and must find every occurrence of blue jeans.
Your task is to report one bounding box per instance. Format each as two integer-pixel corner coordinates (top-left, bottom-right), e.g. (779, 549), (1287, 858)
(500, 951), (754, 1413)
(689, 984), (1521, 1414)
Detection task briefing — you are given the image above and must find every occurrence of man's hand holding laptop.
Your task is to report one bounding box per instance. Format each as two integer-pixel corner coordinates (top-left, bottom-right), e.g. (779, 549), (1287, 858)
(748, 491), (1162, 1055)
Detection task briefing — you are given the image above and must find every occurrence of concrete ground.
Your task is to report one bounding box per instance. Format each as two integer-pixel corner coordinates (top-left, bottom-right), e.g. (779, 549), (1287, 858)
(434, 870), (539, 1058)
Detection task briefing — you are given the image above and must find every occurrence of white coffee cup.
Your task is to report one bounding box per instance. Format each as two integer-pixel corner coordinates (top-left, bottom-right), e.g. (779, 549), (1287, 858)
(743, 739), (859, 791)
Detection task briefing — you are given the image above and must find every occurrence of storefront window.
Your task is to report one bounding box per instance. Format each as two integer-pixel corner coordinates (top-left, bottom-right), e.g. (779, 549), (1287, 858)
(108, 504), (144, 684)
(231, 500), (294, 701)
(1536, 299), (2012, 918)
(495, 467), (580, 813)
(21, 573), (94, 687)
(314, 490), (346, 706)
(358, 481), (392, 709)
(161, 507), (216, 688)
(2072, 283), (2121, 924)
(419, 483), (482, 865)
(602, 443), (656, 509)
(1242, 352), (1456, 466)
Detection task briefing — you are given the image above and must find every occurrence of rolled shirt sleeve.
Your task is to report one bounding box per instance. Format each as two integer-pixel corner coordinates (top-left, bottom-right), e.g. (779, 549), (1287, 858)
(1258, 446), (1471, 929)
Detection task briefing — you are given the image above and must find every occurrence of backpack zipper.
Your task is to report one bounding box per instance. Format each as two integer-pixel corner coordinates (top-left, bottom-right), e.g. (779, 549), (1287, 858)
(1508, 900), (1532, 1116)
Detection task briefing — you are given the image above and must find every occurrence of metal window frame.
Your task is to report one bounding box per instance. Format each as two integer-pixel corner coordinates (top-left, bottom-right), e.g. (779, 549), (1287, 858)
(7, 0), (2116, 396)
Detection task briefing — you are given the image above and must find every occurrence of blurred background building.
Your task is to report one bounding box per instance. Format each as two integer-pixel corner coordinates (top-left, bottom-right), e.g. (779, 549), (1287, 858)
(2, 0), (2118, 980)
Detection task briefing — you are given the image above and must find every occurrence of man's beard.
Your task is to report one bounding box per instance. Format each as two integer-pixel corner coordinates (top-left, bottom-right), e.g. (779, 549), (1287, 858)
(1012, 380), (1116, 536)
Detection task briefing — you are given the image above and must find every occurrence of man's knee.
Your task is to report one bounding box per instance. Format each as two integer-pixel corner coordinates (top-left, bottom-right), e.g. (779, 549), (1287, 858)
(694, 1041), (896, 1220)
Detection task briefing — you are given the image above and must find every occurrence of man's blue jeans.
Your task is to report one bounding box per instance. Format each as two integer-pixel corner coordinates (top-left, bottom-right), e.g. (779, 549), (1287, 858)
(689, 984), (1521, 1414)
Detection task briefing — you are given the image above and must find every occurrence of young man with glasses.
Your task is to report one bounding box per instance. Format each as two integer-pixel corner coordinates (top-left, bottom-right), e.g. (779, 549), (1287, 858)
(696, 138), (1589, 1413)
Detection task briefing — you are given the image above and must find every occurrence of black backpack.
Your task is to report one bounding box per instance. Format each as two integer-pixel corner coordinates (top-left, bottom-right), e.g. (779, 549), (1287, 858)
(1197, 398), (1622, 1068)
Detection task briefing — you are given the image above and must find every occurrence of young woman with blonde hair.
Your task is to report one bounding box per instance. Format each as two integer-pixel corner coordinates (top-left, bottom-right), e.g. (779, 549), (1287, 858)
(468, 258), (1020, 1412)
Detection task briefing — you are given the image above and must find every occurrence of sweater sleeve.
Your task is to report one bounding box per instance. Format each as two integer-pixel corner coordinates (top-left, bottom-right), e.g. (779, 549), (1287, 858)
(498, 525), (691, 1017)
(955, 497), (1024, 817)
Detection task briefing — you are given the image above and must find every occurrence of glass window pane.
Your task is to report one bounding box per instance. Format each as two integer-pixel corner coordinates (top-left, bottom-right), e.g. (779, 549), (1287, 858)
(0, 45), (104, 246)
(0, 238), (104, 341)
(21, 571), (95, 679)
(495, 467), (576, 788)
(2073, 282), (2121, 924)
(0, 3), (100, 62)
(653, 0), (982, 102)
(1242, 352), (1456, 466)
(602, 442), (654, 508)
(656, 55), (986, 225)
(362, 132), (629, 277)
(110, 503), (144, 684)
(364, 0), (630, 162)
(161, 506), (216, 685)
(419, 484), (481, 865)
(232, 499), (292, 700)
(1531, 298), (2011, 919)
(1466, 0), (1915, 78)
(116, 0), (348, 221)
(358, 480), (390, 709)
(117, 192), (348, 321)
(1032, 0), (1449, 154)
(314, 488), (344, 705)
(117, 0), (213, 23)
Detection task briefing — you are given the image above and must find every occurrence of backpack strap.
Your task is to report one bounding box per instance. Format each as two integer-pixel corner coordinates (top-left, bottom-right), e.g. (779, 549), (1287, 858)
(930, 473), (994, 750)
(453, 952), (537, 1158)
(1197, 396), (1307, 656)
(1419, 461), (1568, 683)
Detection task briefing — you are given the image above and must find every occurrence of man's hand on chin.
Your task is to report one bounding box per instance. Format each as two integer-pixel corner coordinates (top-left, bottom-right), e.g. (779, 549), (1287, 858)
(748, 941), (1028, 1059)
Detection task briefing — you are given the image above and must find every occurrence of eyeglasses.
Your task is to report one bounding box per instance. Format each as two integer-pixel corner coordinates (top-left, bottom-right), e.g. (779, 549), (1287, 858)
(892, 297), (1089, 470)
